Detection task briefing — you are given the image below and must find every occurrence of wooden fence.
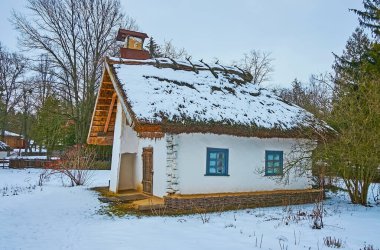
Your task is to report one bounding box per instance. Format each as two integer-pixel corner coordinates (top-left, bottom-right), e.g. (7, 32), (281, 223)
(9, 159), (60, 169)
(0, 159), (9, 168)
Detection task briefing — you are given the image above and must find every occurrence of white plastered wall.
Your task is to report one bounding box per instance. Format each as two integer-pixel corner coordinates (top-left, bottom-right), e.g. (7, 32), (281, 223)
(109, 100), (139, 192)
(134, 137), (167, 197)
(176, 133), (312, 195)
(109, 100), (167, 197)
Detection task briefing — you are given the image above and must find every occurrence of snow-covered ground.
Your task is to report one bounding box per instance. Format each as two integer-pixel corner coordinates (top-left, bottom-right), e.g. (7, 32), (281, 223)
(0, 168), (379, 250)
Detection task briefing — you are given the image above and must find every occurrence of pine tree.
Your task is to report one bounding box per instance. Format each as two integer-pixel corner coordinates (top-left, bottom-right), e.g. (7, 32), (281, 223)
(333, 28), (372, 87)
(145, 37), (162, 58)
(350, 0), (380, 38)
(31, 96), (74, 156)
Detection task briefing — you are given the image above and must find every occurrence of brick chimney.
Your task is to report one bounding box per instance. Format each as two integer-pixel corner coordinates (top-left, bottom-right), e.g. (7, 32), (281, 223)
(116, 29), (150, 60)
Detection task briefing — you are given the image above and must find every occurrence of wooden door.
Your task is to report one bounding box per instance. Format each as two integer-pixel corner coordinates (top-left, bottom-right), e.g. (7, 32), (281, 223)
(142, 147), (153, 195)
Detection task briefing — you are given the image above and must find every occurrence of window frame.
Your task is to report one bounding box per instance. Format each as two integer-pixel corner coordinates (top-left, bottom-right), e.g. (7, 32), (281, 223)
(265, 150), (284, 176)
(205, 147), (229, 176)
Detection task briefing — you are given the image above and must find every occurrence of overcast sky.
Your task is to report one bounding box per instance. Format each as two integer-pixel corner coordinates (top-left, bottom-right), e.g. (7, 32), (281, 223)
(0, 0), (363, 87)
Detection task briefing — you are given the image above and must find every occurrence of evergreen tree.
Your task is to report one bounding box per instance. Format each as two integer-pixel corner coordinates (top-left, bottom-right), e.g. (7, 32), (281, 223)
(31, 96), (74, 156)
(145, 37), (162, 58)
(351, 0), (380, 39)
(315, 70), (380, 205)
(315, 32), (380, 206)
(333, 28), (372, 87)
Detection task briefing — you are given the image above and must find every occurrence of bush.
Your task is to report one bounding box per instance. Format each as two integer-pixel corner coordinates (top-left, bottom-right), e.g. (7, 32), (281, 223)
(323, 236), (342, 248)
(52, 145), (96, 186)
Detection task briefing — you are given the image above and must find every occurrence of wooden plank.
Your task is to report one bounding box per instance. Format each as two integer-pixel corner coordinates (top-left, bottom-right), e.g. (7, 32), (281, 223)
(101, 83), (114, 89)
(95, 110), (115, 116)
(90, 126), (105, 132)
(96, 99), (114, 105)
(100, 88), (116, 91)
(92, 120), (115, 126)
(94, 106), (110, 111)
(93, 115), (116, 122)
(104, 93), (117, 133)
(87, 136), (113, 146)
(98, 97), (114, 100)
(89, 131), (113, 137)
(99, 90), (116, 98)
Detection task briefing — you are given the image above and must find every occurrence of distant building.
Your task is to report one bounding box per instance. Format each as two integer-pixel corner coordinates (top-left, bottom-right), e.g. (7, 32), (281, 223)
(1, 131), (26, 149)
(0, 140), (11, 159)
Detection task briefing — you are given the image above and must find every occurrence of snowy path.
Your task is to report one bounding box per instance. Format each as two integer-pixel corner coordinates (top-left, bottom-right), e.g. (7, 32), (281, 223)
(0, 169), (379, 250)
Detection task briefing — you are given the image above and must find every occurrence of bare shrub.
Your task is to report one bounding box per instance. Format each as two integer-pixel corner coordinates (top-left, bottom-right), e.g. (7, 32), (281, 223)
(52, 145), (96, 186)
(190, 201), (210, 224)
(278, 237), (289, 250)
(253, 232), (264, 248)
(311, 190), (324, 229)
(370, 184), (380, 205)
(149, 200), (167, 216)
(38, 169), (53, 186)
(281, 204), (308, 226)
(224, 223), (236, 228)
(198, 209), (210, 224)
(2, 184), (36, 196)
(323, 236), (342, 248)
(360, 244), (380, 250)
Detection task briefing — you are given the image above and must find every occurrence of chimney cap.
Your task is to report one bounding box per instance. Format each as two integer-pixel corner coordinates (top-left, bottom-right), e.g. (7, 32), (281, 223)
(116, 29), (148, 41)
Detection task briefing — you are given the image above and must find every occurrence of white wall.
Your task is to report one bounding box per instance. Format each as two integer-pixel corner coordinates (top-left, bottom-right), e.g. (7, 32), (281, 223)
(110, 100), (140, 192)
(134, 137), (167, 198)
(109, 101), (123, 192)
(176, 133), (312, 195)
(109, 99), (168, 196)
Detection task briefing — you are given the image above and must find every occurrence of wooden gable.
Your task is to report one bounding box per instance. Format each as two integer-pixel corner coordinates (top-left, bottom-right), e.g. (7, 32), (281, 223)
(87, 69), (118, 145)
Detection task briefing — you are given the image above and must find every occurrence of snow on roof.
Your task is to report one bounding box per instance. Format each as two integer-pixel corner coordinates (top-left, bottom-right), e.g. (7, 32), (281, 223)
(108, 57), (330, 136)
(0, 141), (11, 151)
(2, 131), (21, 137)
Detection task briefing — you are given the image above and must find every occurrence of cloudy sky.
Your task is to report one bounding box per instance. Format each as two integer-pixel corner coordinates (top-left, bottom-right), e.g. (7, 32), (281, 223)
(0, 0), (363, 87)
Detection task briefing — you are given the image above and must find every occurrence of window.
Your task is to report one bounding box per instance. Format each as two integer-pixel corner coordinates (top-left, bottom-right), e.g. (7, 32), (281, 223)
(206, 148), (229, 176)
(126, 36), (143, 50)
(265, 151), (283, 176)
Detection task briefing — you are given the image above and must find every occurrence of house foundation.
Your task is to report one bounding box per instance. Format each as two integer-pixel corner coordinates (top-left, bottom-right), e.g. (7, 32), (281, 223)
(164, 189), (322, 212)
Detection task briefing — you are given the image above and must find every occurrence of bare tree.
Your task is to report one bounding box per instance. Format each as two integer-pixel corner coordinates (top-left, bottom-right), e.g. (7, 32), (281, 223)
(31, 54), (56, 108)
(234, 50), (274, 85)
(275, 74), (333, 119)
(160, 40), (189, 60)
(0, 43), (26, 140)
(19, 81), (35, 152)
(12, 0), (137, 144)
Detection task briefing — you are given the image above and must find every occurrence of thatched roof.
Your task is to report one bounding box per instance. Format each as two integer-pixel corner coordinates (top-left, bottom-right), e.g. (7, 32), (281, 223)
(87, 57), (332, 145)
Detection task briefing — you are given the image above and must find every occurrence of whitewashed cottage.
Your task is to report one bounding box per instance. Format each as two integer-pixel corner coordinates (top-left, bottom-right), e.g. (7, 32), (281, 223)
(87, 29), (331, 211)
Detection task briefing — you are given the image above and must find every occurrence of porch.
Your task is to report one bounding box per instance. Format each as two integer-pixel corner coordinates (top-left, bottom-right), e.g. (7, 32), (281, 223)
(94, 187), (165, 211)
